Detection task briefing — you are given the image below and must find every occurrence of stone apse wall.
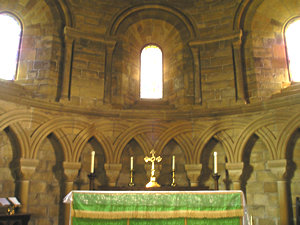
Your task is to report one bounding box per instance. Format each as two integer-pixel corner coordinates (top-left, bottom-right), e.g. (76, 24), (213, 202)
(0, 0), (300, 225)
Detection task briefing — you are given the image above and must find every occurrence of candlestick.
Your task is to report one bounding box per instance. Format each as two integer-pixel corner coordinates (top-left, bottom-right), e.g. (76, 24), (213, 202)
(130, 156), (133, 170)
(171, 169), (176, 187)
(128, 169), (135, 187)
(212, 173), (220, 190)
(213, 152), (217, 174)
(88, 172), (96, 190)
(172, 155), (175, 170)
(91, 151), (95, 173)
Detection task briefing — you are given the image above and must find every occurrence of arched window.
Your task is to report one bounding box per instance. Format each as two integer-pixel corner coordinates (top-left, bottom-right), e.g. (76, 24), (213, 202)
(140, 45), (163, 99)
(0, 13), (22, 80)
(285, 18), (300, 82)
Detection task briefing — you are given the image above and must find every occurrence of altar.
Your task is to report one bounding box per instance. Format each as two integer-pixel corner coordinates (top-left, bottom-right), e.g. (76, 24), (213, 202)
(64, 190), (249, 225)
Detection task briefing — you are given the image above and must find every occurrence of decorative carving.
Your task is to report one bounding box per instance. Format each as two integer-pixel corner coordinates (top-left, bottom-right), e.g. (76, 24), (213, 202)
(185, 164), (202, 187)
(267, 159), (287, 181)
(225, 162), (244, 190)
(104, 164), (122, 186)
(63, 162), (81, 182)
(19, 158), (39, 180)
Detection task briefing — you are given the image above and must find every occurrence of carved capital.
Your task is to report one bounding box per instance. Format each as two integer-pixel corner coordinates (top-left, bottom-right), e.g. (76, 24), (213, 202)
(185, 164), (202, 187)
(20, 158), (39, 180)
(225, 162), (244, 182)
(104, 164), (122, 186)
(267, 159), (287, 181)
(63, 161), (81, 182)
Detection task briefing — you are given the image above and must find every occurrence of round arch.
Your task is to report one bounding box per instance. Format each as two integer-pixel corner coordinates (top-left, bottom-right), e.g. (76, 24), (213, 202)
(153, 122), (205, 164)
(7, 123), (30, 158)
(277, 112), (300, 158)
(73, 127), (114, 163)
(235, 115), (285, 162)
(108, 4), (198, 39)
(194, 120), (247, 163)
(30, 116), (91, 160)
(114, 122), (167, 163)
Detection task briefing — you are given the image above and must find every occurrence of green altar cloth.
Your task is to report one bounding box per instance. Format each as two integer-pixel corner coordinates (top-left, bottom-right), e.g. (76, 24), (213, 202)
(64, 190), (246, 225)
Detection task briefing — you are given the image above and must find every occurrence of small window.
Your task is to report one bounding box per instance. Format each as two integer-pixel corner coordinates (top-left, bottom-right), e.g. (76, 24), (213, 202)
(140, 45), (163, 99)
(285, 18), (300, 82)
(0, 13), (22, 80)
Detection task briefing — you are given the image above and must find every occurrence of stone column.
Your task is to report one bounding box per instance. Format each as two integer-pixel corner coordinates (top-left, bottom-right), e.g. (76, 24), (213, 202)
(190, 47), (202, 104)
(104, 164), (122, 186)
(104, 43), (116, 104)
(267, 159), (288, 225)
(232, 30), (248, 104)
(18, 158), (39, 213)
(185, 164), (202, 187)
(225, 162), (244, 190)
(60, 26), (75, 101)
(63, 161), (81, 225)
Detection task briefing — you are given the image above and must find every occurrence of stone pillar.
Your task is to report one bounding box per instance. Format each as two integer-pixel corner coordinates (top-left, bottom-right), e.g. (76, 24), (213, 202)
(104, 164), (122, 186)
(60, 26), (75, 101)
(190, 47), (202, 104)
(104, 43), (116, 104)
(267, 159), (288, 225)
(18, 158), (39, 213)
(232, 30), (248, 104)
(63, 161), (81, 225)
(225, 162), (244, 190)
(185, 164), (202, 187)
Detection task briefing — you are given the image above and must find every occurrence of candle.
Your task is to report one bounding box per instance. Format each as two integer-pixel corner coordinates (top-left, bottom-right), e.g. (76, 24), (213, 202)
(213, 152), (217, 174)
(130, 156), (133, 170)
(91, 151), (95, 173)
(172, 155), (175, 170)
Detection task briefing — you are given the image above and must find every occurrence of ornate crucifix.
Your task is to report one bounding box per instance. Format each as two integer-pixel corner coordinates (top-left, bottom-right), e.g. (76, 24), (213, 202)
(144, 150), (162, 188)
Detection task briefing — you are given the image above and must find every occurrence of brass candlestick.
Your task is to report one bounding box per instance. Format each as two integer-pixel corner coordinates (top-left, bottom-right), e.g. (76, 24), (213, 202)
(171, 169), (176, 187)
(88, 172), (96, 190)
(128, 169), (135, 187)
(144, 150), (162, 188)
(212, 173), (220, 190)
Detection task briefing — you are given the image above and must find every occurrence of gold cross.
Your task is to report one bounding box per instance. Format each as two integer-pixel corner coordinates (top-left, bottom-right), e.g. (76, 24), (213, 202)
(144, 150), (162, 177)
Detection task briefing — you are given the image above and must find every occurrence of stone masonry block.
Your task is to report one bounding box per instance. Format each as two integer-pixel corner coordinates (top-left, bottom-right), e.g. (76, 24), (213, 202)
(253, 193), (269, 205)
(258, 218), (276, 225)
(247, 182), (264, 193)
(264, 182), (277, 193)
(256, 171), (276, 182)
(29, 206), (47, 217)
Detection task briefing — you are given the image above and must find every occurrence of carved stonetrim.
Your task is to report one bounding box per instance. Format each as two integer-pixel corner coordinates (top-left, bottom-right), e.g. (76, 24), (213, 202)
(267, 159), (287, 181)
(185, 164), (202, 187)
(63, 161), (82, 182)
(225, 162), (244, 182)
(104, 163), (122, 186)
(20, 158), (39, 180)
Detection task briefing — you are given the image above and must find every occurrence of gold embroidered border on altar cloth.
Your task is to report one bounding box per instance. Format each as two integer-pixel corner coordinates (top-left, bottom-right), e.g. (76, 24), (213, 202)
(72, 209), (244, 219)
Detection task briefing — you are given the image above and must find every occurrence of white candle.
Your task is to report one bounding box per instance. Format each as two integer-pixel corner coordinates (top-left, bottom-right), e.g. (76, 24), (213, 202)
(213, 152), (217, 174)
(130, 156), (133, 170)
(172, 155), (175, 170)
(91, 151), (95, 173)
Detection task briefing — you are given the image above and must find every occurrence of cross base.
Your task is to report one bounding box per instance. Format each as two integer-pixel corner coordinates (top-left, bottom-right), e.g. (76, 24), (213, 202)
(146, 176), (161, 188)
